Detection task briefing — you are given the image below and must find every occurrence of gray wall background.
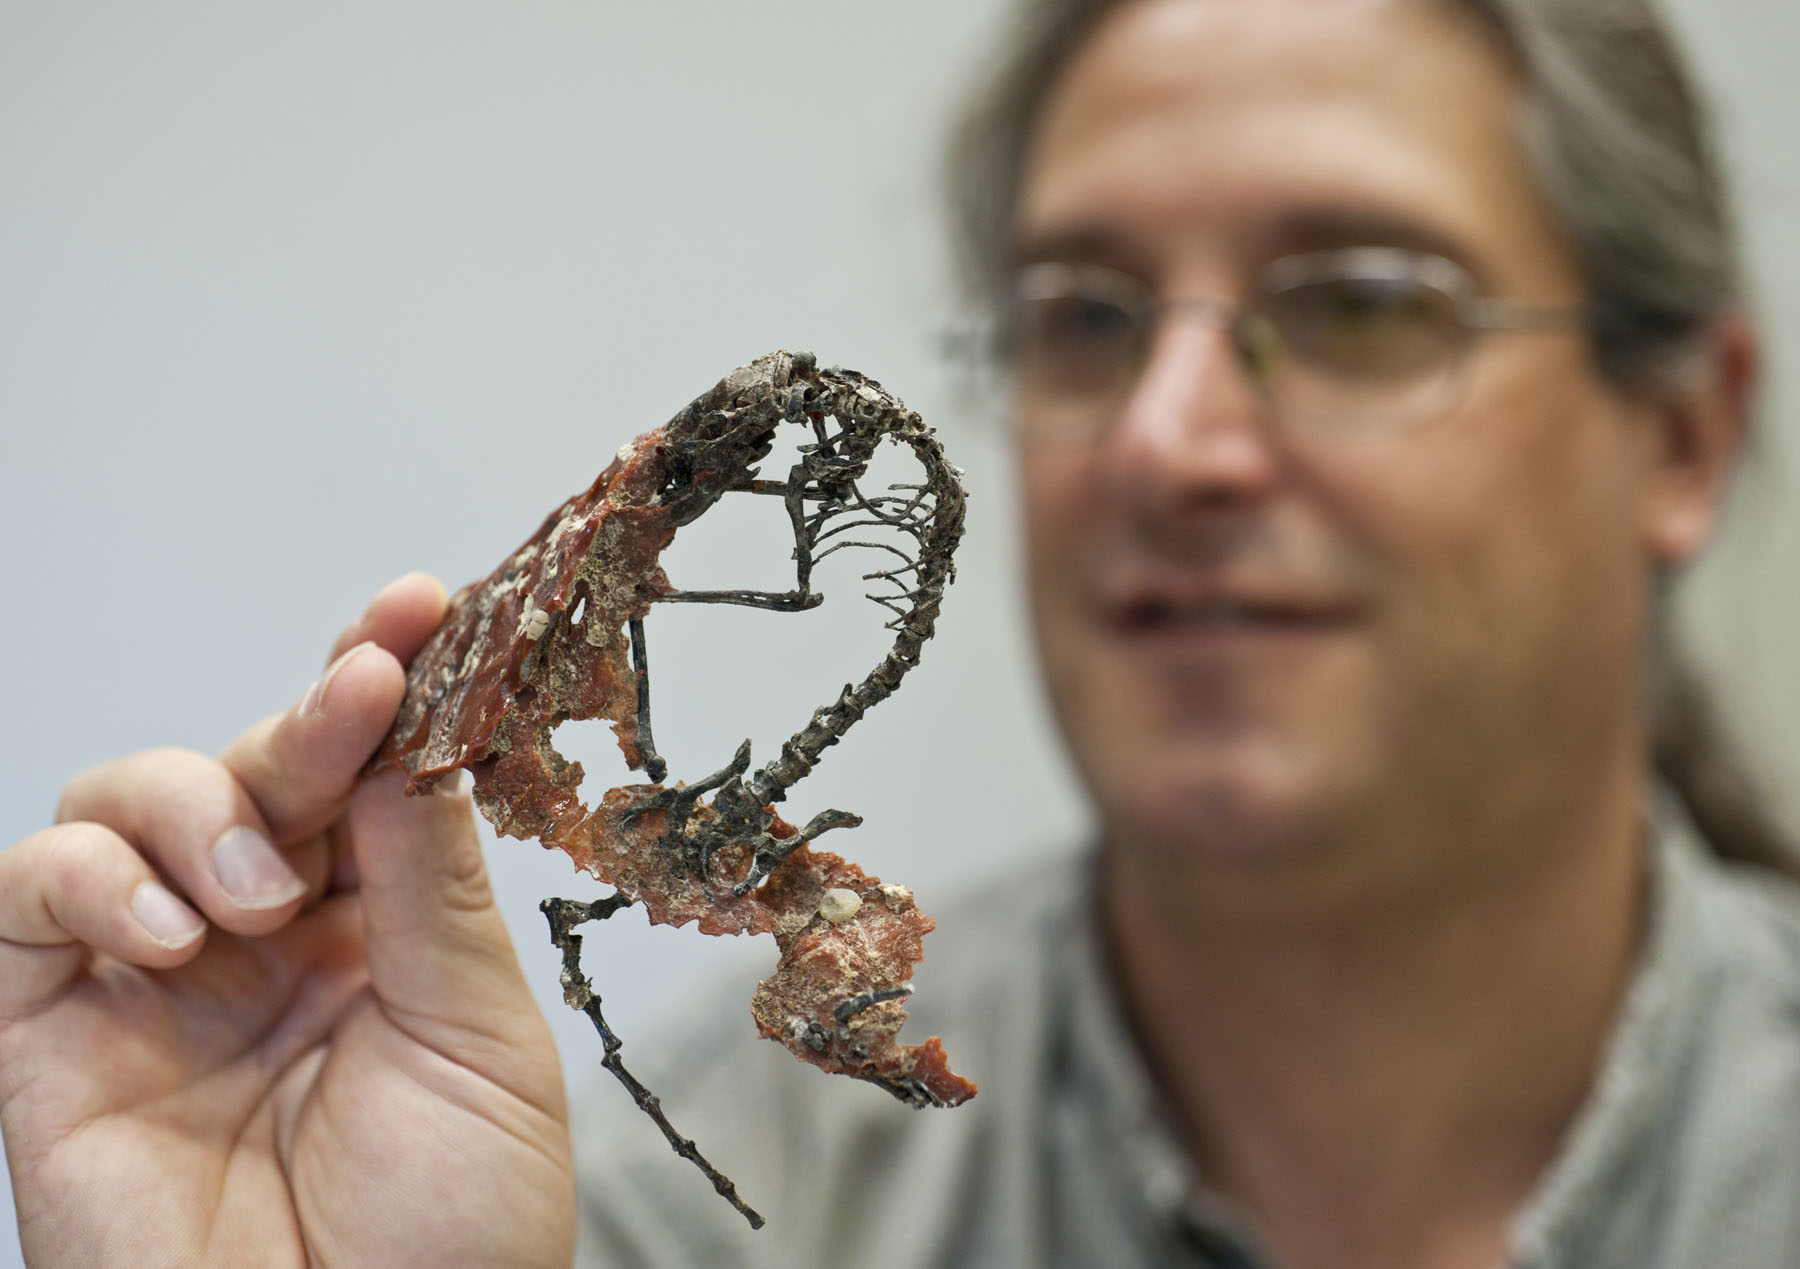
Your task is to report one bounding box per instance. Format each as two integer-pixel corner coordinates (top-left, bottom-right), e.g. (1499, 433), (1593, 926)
(1, 1), (1793, 1261)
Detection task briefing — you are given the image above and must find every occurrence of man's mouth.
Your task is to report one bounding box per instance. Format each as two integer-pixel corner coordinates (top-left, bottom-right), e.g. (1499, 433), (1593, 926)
(1106, 588), (1360, 637)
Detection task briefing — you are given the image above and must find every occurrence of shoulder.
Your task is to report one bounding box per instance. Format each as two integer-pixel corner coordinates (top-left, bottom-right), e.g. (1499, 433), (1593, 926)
(1678, 843), (1800, 1135)
(1686, 841), (1800, 1014)
(1624, 822), (1800, 1266)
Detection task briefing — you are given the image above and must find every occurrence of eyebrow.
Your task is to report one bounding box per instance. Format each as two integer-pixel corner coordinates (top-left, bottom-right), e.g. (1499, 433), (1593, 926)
(1260, 209), (1476, 270)
(1009, 225), (1157, 279)
(1009, 208), (1481, 283)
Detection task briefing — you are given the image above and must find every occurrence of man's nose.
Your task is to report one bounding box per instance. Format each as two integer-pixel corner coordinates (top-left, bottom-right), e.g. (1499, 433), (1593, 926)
(1100, 318), (1284, 511)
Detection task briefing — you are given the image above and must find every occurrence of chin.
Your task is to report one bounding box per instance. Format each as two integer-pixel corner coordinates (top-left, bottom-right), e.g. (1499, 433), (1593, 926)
(1041, 623), (1393, 874)
(1094, 740), (1357, 874)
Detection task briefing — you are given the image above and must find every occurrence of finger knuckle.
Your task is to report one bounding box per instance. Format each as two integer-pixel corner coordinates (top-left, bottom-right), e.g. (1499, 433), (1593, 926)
(28, 822), (129, 898)
(41, 820), (119, 870)
(137, 746), (224, 785)
(437, 837), (496, 914)
(58, 746), (216, 823)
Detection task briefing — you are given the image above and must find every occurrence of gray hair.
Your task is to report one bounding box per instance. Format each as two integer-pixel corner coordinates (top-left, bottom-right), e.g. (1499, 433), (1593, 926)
(947, 0), (1793, 872)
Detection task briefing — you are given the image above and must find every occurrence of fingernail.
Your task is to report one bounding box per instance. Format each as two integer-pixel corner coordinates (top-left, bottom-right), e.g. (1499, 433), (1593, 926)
(212, 825), (308, 910)
(300, 641), (374, 719)
(132, 880), (205, 949)
(368, 573), (421, 611)
(354, 573), (428, 633)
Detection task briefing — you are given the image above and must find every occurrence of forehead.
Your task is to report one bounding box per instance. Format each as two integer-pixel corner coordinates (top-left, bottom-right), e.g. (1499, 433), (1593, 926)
(1018, 0), (1576, 288)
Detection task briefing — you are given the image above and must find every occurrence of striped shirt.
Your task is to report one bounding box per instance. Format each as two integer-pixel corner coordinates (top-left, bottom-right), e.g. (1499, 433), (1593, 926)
(576, 801), (1800, 1267)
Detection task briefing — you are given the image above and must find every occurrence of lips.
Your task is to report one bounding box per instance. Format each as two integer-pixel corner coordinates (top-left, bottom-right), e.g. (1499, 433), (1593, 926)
(1102, 575), (1360, 636)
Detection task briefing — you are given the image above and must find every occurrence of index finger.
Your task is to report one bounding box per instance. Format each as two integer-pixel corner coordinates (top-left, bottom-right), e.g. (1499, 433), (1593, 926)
(220, 573), (449, 844)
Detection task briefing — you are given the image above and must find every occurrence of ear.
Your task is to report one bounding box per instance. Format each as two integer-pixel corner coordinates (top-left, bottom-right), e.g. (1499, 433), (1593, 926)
(1637, 311), (1757, 566)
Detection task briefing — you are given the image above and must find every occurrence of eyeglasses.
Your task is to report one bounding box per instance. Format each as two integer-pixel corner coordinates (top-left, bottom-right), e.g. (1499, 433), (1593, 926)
(1004, 247), (1589, 446)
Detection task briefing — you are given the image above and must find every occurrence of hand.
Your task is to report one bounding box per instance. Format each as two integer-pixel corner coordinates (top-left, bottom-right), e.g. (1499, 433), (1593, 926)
(0, 575), (575, 1267)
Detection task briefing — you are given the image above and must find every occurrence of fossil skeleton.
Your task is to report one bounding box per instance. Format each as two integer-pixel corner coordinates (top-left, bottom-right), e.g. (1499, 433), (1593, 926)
(371, 351), (974, 1227)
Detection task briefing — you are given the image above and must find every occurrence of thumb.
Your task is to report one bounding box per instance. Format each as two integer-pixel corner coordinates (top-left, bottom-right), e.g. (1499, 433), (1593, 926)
(347, 769), (551, 1073)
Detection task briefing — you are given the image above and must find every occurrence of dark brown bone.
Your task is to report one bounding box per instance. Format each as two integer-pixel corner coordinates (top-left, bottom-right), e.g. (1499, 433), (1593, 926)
(371, 350), (972, 1226)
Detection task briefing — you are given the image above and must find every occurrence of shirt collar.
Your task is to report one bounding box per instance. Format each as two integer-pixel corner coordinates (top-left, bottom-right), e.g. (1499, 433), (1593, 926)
(1056, 852), (1276, 1264)
(1055, 794), (1714, 1269)
(1506, 791), (1713, 1268)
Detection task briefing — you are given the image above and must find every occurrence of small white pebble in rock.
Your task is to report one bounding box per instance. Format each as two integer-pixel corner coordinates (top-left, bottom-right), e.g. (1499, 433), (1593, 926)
(819, 888), (863, 924)
(519, 606), (551, 640)
(878, 883), (913, 906)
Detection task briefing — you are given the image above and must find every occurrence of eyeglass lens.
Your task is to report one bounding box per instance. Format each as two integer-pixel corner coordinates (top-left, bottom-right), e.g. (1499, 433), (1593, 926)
(1009, 260), (1473, 442)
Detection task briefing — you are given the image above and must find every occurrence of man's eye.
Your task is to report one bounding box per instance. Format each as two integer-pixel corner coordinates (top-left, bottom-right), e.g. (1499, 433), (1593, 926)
(1030, 295), (1137, 349)
(1011, 292), (1143, 398)
(1318, 279), (1429, 327)
(1268, 277), (1459, 381)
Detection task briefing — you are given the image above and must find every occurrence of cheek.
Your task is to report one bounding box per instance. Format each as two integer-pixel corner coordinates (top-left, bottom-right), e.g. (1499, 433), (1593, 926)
(1019, 453), (1096, 611)
(1315, 362), (1653, 697)
(1016, 451), (1120, 743)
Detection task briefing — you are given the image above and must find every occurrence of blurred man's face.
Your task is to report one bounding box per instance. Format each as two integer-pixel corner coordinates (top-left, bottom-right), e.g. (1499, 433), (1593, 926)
(1015, 0), (1694, 879)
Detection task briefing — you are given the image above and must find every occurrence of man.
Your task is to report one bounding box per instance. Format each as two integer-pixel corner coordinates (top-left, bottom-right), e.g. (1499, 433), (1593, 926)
(3, 1), (1795, 1267)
